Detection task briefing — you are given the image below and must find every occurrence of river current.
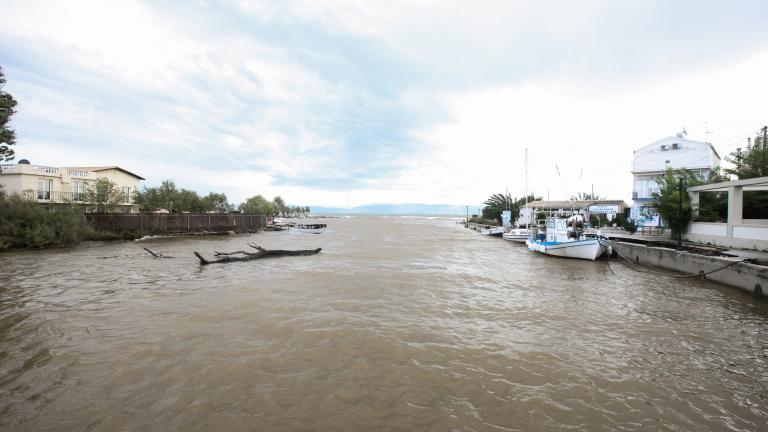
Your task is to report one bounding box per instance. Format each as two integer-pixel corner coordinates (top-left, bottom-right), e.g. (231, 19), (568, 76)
(1, 216), (767, 431)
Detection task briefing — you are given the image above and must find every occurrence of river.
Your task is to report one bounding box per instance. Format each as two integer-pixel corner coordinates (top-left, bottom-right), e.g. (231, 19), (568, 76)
(1, 216), (766, 431)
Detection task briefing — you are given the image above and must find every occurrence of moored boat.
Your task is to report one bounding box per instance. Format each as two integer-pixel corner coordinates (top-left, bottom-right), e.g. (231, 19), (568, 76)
(480, 226), (505, 237)
(526, 215), (606, 261)
(502, 226), (529, 243)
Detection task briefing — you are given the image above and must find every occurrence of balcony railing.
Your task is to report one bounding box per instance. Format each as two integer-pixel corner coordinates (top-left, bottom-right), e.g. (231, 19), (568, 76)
(68, 169), (91, 177)
(32, 165), (59, 174)
(23, 190), (80, 202)
(22, 190), (131, 204)
(0, 164), (19, 173)
(1, 164), (94, 178)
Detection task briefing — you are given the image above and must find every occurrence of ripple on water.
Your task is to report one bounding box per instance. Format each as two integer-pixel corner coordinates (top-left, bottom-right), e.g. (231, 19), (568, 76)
(0, 217), (767, 431)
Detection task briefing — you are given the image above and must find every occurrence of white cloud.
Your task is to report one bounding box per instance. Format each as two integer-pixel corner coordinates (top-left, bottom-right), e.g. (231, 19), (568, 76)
(2, 1), (768, 208)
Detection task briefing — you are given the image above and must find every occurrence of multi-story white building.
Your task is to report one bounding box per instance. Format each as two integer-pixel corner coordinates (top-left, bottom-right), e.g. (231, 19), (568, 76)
(0, 160), (144, 212)
(630, 134), (720, 227)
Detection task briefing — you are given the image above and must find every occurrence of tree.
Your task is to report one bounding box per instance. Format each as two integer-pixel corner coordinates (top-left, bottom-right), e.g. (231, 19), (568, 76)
(272, 196), (286, 216)
(649, 168), (703, 238)
(482, 193), (541, 224)
(0, 66), (18, 165)
(134, 181), (232, 213)
(133, 186), (163, 213)
(239, 194), (274, 215)
(85, 178), (123, 214)
(723, 128), (768, 218)
(202, 192), (232, 213)
(482, 193), (514, 222)
(570, 192), (604, 201)
(724, 127), (768, 179)
(157, 180), (180, 213)
(175, 189), (205, 213)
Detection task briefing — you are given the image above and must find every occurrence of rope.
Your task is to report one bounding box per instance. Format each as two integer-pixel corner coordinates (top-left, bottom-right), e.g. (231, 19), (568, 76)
(607, 239), (751, 279)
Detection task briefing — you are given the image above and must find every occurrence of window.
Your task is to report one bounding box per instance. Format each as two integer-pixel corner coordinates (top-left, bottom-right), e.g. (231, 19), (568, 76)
(122, 186), (131, 204)
(72, 180), (87, 201)
(37, 178), (52, 200)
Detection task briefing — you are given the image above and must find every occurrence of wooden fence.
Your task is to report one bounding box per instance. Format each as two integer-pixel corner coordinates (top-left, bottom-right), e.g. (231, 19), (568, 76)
(85, 213), (268, 235)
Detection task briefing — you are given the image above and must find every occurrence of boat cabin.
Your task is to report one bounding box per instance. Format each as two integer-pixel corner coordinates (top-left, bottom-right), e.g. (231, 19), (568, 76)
(543, 215), (586, 243)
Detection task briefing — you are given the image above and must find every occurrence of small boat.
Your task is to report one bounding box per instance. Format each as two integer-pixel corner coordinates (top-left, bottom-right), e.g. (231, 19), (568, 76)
(289, 223), (326, 235)
(480, 226), (505, 237)
(526, 215), (607, 260)
(502, 226), (529, 243)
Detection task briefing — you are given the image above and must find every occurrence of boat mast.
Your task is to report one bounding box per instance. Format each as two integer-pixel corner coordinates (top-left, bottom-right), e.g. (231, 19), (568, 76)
(524, 148), (528, 226)
(524, 148), (528, 206)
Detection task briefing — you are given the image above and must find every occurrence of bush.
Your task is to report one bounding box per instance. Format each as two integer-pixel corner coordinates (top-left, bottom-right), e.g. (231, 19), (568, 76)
(0, 192), (96, 249)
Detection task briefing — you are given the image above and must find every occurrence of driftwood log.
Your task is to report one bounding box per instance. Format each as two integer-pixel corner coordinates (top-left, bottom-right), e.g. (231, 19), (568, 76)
(143, 247), (174, 258)
(194, 243), (321, 265)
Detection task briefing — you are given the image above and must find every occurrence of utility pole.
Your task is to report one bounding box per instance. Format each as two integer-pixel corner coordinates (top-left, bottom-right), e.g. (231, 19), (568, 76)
(677, 177), (684, 251)
(763, 126), (767, 175)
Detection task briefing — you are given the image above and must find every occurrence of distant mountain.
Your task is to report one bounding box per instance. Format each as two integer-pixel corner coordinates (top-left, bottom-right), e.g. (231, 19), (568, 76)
(310, 203), (467, 215)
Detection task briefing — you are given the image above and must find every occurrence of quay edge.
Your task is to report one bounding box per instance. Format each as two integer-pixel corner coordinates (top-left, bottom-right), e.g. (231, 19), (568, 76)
(612, 241), (767, 297)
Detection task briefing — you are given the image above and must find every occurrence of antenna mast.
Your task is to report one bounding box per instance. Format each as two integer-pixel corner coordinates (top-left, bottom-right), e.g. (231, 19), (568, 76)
(704, 121), (711, 143)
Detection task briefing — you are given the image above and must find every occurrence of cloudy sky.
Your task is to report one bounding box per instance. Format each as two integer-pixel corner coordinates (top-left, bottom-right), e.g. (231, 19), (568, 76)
(2, 0), (768, 208)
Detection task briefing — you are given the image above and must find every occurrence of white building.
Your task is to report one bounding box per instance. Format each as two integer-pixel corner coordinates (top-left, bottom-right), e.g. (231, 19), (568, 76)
(0, 160), (144, 212)
(630, 134), (720, 227)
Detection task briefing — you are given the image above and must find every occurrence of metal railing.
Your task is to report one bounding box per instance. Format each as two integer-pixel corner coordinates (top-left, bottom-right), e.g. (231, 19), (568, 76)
(22, 190), (80, 202)
(21, 190), (128, 203)
(68, 169), (91, 177)
(32, 165), (59, 174)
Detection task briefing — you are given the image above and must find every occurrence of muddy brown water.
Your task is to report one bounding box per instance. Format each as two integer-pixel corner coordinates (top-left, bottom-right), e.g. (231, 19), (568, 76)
(1, 216), (767, 431)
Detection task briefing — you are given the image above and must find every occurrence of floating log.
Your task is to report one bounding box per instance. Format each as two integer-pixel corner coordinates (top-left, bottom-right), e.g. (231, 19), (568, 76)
(194, 243), (321, 265)
(143, 247), (174, 258)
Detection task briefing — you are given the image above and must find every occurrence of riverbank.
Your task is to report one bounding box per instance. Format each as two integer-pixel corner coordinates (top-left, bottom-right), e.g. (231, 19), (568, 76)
(0, 191), (268, 250)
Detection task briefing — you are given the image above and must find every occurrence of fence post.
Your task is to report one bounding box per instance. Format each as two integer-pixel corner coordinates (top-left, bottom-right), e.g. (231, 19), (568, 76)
(208, 214), (211, 231)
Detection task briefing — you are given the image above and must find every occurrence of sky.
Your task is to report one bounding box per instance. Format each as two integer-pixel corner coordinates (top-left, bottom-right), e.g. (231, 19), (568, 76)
(2, 0), (768, 208)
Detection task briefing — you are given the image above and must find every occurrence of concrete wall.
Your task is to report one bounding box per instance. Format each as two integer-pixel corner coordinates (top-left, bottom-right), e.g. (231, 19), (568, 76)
(687, 222), (768, 251)
(690, 222), (728, 237)
(613, 241), (767, 296)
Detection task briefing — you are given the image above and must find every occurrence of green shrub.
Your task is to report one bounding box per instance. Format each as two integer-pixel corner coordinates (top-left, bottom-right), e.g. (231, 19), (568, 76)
(0, 192), (96, 249)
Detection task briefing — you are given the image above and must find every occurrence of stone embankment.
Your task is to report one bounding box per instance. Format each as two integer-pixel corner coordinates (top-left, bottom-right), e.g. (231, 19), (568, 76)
(612, 241), (767, 298)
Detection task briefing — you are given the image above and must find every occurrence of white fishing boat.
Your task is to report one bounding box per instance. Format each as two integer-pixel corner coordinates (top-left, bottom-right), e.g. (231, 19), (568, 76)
(526, 215), (607, 260)
(480, 226), (505, 237)
(502, 226), (529, 243)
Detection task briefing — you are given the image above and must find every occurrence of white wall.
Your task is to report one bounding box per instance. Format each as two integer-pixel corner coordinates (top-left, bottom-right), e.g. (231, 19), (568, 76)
(632, 136), (719, 174)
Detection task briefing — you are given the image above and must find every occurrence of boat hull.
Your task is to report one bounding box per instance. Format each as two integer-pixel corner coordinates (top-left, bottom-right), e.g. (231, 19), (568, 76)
(480, 227), (505, 237)
(526, 238), (603, 261)
(502, 233), (528, 243)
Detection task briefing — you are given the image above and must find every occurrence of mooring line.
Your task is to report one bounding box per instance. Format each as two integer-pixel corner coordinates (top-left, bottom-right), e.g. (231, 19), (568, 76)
(607, 239), (750, 279)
